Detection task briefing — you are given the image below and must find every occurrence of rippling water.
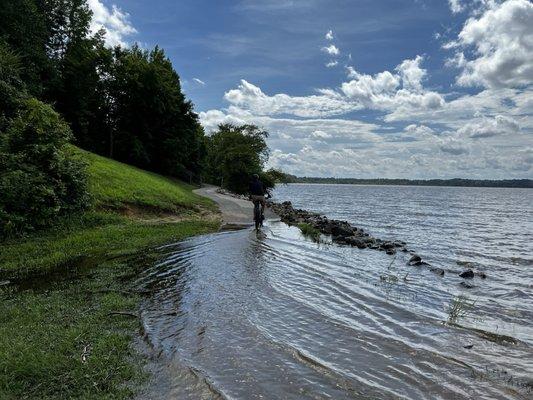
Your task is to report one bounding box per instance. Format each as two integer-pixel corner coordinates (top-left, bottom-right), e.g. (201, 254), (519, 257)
(138, 184), (533, 399)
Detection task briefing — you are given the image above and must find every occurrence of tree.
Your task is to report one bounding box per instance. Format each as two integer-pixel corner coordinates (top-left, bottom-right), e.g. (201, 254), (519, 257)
(204, 124), (270, 194)
(0, 0), (54, 96)
(0, 43), (89, 238)
(109, 45), (204, 178)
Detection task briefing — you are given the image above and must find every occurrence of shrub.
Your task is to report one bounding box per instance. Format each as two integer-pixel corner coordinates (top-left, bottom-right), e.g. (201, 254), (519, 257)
(0, 98), (90, 238)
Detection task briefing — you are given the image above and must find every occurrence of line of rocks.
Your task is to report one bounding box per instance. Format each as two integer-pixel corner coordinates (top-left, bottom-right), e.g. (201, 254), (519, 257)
(270, 201), (408, 255)
(269, 200), (487, 284)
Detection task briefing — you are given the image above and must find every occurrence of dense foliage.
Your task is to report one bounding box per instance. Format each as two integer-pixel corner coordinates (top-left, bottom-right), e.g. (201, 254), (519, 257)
(204, 124), (271, 194)
(0, 0), (278, 237)
(0, 44), (89, 238)
(0, 0), (205, 181)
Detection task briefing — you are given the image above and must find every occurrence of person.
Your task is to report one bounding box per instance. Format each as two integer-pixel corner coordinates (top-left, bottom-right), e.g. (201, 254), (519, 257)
(249, 174), (267, 219)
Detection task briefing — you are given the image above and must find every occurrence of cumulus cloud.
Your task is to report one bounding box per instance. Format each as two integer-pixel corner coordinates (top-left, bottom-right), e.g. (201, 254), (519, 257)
(310, 130), (332, 140)
(88, 0), (136, 47)
(222, 79), (358, 118)
(193, 78), (206, 86)
(457, 115), (520, 138)
(400, 124), (436, 141)
(322, 44), (340, 56)
(198, 109), (246, 132)
(445, 0), (533, 88)
(341, 56), (445, 112)
(325, 30), (334, 40)
(325, 60), (339, 68)
(439, 139), (470, 155)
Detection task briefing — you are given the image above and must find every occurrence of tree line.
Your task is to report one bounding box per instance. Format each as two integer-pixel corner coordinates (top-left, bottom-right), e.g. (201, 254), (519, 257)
(1, 0), (279, 237)
(282, 176), (532, 188)
(1, 0), (205, 179)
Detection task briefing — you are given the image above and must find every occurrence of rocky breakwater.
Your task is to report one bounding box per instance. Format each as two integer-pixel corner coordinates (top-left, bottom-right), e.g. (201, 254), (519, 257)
(270, 201), (407, 255)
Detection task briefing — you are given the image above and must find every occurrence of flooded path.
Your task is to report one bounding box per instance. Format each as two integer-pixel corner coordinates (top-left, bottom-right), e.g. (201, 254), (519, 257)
(136, 220), (532, 399)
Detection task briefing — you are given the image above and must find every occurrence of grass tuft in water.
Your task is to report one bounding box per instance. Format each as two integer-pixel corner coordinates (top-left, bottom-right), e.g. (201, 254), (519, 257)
(447, 295), (476, 324)
(297, 223), (321, 241)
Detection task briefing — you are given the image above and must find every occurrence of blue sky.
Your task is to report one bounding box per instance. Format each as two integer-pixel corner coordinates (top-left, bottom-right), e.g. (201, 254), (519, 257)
(89, 0), (533, 179)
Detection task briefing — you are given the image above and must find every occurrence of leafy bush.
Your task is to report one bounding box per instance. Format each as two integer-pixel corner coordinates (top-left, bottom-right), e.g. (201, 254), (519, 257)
(204, 124), (270, 194)
(0, 98), (90, 238)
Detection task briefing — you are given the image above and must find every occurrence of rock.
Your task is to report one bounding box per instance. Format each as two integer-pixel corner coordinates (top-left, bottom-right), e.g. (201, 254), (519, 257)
(385, 248), (396, 255)
(411, 261), (430, 267)
(463, 344), (474, 349)
(345, 236), (366, 248)
(430, 267), (445, 276)
(460, 281), (475, 289)
(381, 242), (395, 250)
(459, 269), (475, 279)
(330, 223), (354, 238)
(475, 271), (487, 279)
(409, 254), (422, 263)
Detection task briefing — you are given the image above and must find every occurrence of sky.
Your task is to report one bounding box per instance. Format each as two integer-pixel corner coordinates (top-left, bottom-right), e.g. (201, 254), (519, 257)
(88, 0), (532, 179)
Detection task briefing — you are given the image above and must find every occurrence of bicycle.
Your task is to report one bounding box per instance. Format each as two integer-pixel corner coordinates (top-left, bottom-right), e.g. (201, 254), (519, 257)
(253, 199), (264, 230)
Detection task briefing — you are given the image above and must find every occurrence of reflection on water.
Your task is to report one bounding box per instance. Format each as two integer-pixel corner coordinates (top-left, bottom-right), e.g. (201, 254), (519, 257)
(138, 217), (532, 399)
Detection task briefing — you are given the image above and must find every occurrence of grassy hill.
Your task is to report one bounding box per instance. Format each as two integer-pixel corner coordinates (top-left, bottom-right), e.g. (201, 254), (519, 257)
(0, 149), (220, 399)
(0, 148), (219, 279)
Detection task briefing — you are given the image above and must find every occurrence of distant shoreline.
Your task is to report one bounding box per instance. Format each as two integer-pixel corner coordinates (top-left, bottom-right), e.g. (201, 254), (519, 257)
(282, 177), (532, 189)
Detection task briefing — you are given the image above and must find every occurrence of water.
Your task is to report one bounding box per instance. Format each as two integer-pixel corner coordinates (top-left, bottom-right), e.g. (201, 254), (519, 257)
(137, 184), (533, 399)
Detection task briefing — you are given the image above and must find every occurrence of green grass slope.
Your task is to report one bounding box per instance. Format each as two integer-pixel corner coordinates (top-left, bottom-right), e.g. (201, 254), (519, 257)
(0, 148), (219, 279)
(84, 149), (213, 211)
(0, 149), (220, 399)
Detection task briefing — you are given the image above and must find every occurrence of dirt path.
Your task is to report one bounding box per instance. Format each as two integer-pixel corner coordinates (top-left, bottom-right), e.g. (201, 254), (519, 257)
(194, 185), (276, 229)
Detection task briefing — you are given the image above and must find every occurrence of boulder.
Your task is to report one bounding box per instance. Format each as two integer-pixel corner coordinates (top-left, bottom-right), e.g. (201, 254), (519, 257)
(409, 254), (422, 263)
(386, 248), (396, 255)
(345, 236), (367, 248)
(430, 267), (445, 276)
(330, 224), (353, 238)
(381, 242), (395, 250)
(411, 261), (430, 267)
(459, 269), (475, 279)
(460, 281), (475, 289)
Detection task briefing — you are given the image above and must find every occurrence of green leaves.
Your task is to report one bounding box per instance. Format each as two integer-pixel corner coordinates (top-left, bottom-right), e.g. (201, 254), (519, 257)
(204, 124), (271, 194)
(0, 97), (89, 239)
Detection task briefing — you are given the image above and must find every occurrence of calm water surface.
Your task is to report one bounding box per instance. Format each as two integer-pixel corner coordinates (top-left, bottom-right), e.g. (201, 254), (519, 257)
(138, 184), (532, 399)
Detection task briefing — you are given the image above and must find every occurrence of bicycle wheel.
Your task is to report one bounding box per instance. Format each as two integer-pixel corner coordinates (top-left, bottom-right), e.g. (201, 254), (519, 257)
(254, 203), (261, 229)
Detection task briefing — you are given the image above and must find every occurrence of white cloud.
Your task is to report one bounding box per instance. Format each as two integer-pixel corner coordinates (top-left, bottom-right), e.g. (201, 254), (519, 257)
(402, 124), (436, 140)
(310, 130), (332, 139)
(193, 78), (206, 86)
(439, 138), (470, 155)
(396, 55), (426, 91)
(325, 60), (338, 68)
(457, 115), (520, 138)
(341, 56), (445, 112)
(223, 79), (358, 118)
(325, 30), (334, 40)
(322, 44), (340, 56)
(448, 0), (465, 13)
(198, 109), (246, 132)
(88, 0), (136, 47)
(446, 0), (533, 88)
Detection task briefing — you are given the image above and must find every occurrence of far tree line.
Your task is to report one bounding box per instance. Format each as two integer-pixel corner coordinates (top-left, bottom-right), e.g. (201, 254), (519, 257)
(0, 0), (280, 238)
(282, 176), (532, 188)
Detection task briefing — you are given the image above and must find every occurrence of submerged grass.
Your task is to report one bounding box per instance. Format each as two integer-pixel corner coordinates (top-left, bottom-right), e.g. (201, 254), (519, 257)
(297, 222), (321, 241)
(0, 148), (221, 399)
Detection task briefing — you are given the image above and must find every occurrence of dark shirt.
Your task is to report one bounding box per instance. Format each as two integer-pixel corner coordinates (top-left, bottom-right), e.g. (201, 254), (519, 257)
(249, 180), (265, 196)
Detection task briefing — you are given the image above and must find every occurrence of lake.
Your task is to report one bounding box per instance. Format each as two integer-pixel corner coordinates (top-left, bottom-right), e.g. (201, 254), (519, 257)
(138, 184), (532, 399)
